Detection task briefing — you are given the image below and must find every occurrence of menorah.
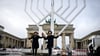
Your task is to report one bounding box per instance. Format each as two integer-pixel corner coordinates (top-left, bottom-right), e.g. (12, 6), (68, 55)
(25, 0), (86, 49)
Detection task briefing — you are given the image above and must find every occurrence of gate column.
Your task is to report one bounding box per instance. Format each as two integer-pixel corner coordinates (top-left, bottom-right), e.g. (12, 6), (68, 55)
(62, 33), (66, 50)
(69, 33), (74, 49)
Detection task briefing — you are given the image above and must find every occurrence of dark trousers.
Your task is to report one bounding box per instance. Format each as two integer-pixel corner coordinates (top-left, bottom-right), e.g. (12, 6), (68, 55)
(68, 52), (72, 56)
(48, 48), (52, 56)
(32, 48), (38, 56)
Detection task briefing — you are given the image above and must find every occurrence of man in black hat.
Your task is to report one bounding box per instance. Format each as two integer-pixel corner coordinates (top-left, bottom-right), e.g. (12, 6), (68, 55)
(28, 31), (43, 56)
(43, 31), (60, 56)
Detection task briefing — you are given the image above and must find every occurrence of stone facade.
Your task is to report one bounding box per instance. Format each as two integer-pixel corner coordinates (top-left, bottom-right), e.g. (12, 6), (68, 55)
(0, 25), (24, 48)
(26, 23), (75, 49)
(75, 30), (100, 49)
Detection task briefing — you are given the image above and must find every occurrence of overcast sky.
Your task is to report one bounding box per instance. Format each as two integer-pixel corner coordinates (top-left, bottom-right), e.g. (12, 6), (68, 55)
(0, 0), (100, 40)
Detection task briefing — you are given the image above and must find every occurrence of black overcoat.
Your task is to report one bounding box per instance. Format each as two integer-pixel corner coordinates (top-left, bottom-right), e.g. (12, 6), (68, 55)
(45, 35), (59, 48)
(30, 35), (42, 49)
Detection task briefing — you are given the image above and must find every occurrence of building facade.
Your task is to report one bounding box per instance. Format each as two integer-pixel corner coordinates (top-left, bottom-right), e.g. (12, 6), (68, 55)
(0, 25), (24, 48)
(75, 30), (100, 49)
(26, 23), (75, 49)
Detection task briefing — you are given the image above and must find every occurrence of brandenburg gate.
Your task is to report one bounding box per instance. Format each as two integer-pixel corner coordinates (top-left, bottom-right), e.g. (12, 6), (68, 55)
(24, 0), (86, 50)
(26, 23), (75, 49)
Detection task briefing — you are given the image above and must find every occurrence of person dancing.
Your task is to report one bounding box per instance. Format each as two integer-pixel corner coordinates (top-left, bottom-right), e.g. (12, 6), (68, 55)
(28, 31), (43, 56)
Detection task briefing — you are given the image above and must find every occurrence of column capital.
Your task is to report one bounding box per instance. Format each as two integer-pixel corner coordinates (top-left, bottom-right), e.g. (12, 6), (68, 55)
(61, 33), (66, 36)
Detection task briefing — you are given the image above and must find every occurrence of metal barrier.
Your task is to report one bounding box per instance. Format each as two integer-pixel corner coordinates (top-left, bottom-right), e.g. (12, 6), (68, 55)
(0, 49), (88, 56)
(72, 49), (87, 56)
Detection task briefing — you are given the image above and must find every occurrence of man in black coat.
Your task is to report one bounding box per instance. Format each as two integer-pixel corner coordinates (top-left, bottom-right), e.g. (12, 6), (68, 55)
(95, 47), (100, 56)
(89, 45), (93, 56)
(43, 31), (60, 56)
(28, 31), (43, 56)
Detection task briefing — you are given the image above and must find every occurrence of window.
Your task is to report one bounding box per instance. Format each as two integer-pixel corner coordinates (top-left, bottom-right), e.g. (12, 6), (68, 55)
(88, 40), (92, 44)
